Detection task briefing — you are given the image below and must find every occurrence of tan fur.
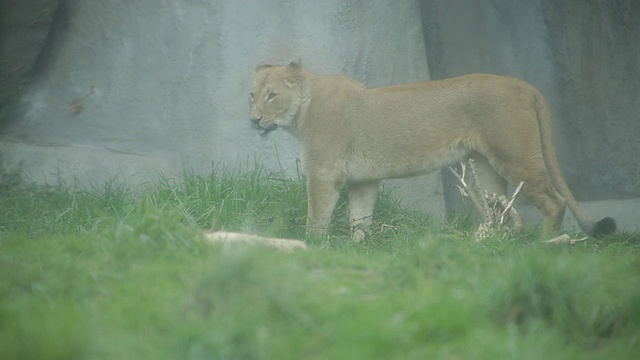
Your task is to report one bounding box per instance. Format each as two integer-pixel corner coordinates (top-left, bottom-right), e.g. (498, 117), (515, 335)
(249, 60), (615, 240)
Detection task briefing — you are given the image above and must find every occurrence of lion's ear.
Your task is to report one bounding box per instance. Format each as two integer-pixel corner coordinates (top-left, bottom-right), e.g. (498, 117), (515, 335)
(284, 59), (303, 88)
(288, 59), (303, 70)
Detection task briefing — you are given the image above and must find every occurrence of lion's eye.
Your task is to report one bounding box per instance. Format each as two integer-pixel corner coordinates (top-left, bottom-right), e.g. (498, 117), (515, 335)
(267, 92), (278, 103)
(249, 92), (254, 103)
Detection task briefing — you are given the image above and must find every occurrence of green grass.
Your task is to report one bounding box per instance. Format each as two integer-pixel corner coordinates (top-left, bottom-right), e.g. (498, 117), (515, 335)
(1, 162), (639, 359)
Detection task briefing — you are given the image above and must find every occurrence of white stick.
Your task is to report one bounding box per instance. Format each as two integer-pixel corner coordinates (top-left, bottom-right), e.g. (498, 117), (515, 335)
(203, 231), (308, 252)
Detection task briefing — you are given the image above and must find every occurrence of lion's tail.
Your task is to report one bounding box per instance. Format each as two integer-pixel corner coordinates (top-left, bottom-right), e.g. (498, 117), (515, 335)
(534, 92), (616, 236)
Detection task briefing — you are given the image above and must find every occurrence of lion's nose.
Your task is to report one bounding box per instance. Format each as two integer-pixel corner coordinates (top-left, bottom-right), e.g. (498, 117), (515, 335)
(250, 117), (263, 126)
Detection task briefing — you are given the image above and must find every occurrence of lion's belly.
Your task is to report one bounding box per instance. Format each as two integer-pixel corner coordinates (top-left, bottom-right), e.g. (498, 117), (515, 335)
(345, 144), (469, 182)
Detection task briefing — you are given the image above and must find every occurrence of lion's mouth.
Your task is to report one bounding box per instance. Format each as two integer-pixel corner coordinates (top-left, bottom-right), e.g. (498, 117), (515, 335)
(258, 124), (277, 137)
(252, 121), (277, 137)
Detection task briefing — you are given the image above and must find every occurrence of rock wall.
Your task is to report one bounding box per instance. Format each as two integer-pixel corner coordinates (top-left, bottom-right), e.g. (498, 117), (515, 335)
(0, 0), (441, 213)
(542, 0), (640, 200)
(420, 0), (640, 230)
(0, 0), (58, 122)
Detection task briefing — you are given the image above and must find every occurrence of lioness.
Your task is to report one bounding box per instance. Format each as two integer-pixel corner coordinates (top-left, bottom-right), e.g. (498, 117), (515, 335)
(249, 60), (615, 240)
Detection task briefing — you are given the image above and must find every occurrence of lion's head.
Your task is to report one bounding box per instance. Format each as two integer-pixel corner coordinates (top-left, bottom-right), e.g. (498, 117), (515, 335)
(249, 60), (303, 136)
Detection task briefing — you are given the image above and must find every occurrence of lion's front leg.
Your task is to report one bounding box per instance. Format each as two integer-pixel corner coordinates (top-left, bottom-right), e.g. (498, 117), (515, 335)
(347, 181), (380, 242)
(305, 170), (345, 239)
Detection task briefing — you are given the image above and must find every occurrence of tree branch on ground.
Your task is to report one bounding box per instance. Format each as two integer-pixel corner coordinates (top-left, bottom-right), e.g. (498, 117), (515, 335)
(449, 159), (524, 241)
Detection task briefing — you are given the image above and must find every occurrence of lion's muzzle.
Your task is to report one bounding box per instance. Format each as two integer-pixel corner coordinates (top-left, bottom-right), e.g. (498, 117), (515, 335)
(250, 116), (263, 126)
(250, 116), (277, 137)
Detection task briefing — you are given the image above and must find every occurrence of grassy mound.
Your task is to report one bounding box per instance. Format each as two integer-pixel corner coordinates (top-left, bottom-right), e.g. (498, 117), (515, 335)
(1, 164), (639, 359)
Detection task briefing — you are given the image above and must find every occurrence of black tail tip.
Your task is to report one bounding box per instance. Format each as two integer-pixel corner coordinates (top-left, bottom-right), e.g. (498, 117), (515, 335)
(591, 217), (617, 237)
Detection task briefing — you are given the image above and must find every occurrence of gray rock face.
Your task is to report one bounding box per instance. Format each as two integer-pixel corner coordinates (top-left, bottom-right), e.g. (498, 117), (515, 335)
(0, 0), (59, 122)
(2, 0), (428, 169)
(541, 1), (640, 200)
(420, 0), (640, 229)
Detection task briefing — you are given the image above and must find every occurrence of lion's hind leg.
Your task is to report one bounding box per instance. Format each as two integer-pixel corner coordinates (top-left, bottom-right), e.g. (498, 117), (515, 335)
(522, 180), (567, 237)
(488, 153), (567, 237)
